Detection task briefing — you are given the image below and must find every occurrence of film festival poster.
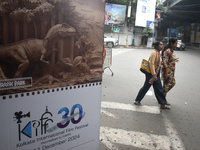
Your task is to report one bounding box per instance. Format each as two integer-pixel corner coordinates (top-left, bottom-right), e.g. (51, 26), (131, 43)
(0, 0), (105, 150)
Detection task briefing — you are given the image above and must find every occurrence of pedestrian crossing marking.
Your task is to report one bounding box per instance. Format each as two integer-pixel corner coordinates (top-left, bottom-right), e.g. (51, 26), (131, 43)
(112, 49), (134, 57)
(146, 90), (153, 95)
(101, 108), (119, 119)
(162, 113), (186, 150)
(100, 126), (171, 150)
(101, 101), (160, 114)
(100, 101), (186, 150)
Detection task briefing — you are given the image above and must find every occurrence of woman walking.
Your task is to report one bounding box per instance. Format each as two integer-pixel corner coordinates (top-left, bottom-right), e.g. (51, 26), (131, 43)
(134, 41), (170, 109)
(161, 38), (179, 99)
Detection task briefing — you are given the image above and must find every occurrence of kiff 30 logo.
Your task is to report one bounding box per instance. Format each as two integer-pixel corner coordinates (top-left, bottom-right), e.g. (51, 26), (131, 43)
(13, 104), (84, 141)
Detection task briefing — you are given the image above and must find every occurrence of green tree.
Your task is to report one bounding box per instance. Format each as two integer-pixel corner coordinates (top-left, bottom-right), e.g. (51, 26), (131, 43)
(142, 26), (153, 45)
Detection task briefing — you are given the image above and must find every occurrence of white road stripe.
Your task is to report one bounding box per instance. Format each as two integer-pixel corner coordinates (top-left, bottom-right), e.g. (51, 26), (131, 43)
(162, 113), (186, 150)
(101, 108), (118, 119)
(100, 126), (171, 150)
(146, 90), (153, 96)
(112, 49), (133, 57)
(101, 101), (186, 150)
(101, 101), (160, 114)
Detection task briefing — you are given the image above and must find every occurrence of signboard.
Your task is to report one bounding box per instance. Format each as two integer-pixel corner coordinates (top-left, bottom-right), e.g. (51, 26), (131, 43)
(147, 37), (153, 48)
(135, 0), (156, 27)
(196, 23), (200, 41)
(146, 21), (154, 29)
(105, 3), (127, 26)
(0, 0), (104, 150)
(0, 84), (102, 150)
(113, 28), (120, 33)
(167, 28), (178, 39)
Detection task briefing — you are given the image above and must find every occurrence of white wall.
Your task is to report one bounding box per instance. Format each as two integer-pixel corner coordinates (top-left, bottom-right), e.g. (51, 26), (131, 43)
(134, 27), (143, 46)
(104, 24), (142, 46)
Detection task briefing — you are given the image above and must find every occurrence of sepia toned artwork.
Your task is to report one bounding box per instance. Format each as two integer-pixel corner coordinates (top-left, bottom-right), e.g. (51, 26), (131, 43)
(0, 0), (105, 96)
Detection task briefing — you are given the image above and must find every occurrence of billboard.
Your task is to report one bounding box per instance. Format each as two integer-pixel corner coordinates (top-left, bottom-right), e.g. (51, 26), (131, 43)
(105, 3), (127, 26)
(0, 0), (104, 149)
(135, 0), (156, 27)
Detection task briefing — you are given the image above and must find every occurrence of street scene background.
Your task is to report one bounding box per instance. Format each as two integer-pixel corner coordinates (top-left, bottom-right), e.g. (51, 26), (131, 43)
(100, 47), (200, 150)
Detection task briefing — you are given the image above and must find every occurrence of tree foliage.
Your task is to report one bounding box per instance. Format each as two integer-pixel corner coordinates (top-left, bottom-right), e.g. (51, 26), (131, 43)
(142, 27), (153, 37)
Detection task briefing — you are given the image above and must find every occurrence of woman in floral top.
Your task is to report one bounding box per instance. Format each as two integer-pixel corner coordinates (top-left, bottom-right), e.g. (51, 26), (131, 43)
(162, 38), (179, 101)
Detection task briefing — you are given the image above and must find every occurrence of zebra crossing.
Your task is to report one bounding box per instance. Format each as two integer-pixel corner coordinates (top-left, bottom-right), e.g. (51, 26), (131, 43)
(100, 48), (186, 150)
(100, 101), (185, 150)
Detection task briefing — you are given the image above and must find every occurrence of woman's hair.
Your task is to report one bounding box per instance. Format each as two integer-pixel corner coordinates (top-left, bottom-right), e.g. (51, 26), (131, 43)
(162, 38), (177, 59)
(153, 41), (161, 50)
(164, 38), (177, 50)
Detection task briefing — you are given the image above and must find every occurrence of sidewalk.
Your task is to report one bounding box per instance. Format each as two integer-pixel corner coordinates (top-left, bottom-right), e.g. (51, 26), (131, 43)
(116, 45), (154, 49)
(115, 45), (200, 51)
(186, 45), (200, 51)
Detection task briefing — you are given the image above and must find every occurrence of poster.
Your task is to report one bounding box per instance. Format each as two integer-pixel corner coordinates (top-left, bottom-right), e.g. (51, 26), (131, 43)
(105, 3), (126, 26)
(167, 28), (178, 39)
(196, 23), (200, 42)
(0, 0), (104, 149)
(135, 0), (156, 27)
(147, 37), (153, 48)
(0, 84), (102, 150)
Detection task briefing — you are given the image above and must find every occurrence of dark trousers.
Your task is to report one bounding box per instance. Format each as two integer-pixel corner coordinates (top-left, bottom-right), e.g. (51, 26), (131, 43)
(135, 70), (167, 104)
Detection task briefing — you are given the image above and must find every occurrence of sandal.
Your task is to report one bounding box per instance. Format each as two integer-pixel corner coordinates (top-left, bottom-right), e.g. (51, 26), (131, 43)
(160, 105), (170, 109)
(134, 101), (141, 106)
(166, 102), (171, 105)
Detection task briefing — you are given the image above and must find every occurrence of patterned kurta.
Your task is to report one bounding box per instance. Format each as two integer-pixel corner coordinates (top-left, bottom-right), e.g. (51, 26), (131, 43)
(161, 48), (176, 95)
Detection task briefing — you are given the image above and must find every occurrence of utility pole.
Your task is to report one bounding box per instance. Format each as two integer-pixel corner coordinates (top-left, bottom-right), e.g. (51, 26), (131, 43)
(126, 0), (132, 47)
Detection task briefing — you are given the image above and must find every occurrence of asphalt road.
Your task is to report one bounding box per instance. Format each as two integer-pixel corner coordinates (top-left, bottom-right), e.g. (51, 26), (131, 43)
(100, 47), (200, 150)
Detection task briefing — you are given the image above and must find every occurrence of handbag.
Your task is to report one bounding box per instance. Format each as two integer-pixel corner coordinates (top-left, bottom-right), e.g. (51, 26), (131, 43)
(140, 59), (157, 75)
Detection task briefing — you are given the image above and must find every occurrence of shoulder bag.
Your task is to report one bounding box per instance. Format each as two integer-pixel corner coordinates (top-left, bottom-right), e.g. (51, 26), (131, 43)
(140, 59), (157, 75)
